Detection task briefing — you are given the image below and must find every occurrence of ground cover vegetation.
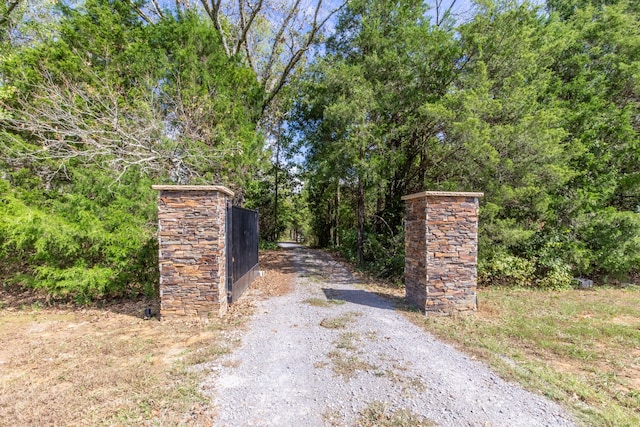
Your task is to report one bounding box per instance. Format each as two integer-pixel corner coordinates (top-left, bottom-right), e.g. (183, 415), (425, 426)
(410, 286), (640, 426)
(0, 250), (293, 425)
(0, 0), (638, 296)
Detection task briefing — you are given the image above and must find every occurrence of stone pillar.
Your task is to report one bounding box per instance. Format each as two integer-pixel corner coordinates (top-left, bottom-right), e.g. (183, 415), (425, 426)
(402, 191), (483, 316)
(152, 185), (234, 319)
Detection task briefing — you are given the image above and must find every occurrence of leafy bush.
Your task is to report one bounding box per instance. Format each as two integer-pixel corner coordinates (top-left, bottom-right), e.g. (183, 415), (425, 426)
(479, 252), (536, 287)
(535, 261), (574, 290)
(259, 240), (280, 250)
(362, 227), (405, 281)
(576, 209), (640, 279)
(0, 171), (158, 302)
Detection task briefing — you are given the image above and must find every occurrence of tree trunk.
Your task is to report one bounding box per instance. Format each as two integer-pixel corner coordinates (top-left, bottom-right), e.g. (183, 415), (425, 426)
(357, 177), (365, 267)
(335, 184), (340, 247)
(273, 140), (279, 242)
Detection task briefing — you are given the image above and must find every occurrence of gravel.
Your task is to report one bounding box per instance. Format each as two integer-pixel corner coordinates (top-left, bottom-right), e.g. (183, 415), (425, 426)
(202, 245), (576, 427)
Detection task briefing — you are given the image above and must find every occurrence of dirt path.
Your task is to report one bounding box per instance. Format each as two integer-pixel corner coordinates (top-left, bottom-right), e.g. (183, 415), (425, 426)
(203, 245), (576, 427)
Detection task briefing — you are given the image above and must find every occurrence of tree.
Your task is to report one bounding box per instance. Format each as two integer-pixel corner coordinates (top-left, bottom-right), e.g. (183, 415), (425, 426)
(1, 2), (264, 188)
(0, 0), (266, 300)
(292, 0), (454, 271)
(129, 0), (348, 115)
(543, 0), (640, 277)
(198, 0), (348, 113)
(292, 0), (637, 284)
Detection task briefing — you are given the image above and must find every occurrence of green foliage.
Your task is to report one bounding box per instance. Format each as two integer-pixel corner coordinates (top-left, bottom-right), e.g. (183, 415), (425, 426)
(0, 1), (266, 302)
(479, 253), (536, 288)
(0, 1), (264, 187)
(336, 226), (404, 280)
(259, 240), (280, 250)
(575, 209), (640, 277)
(291, 0), (640, 286)
(1, 0), (639, 300)
(151, 10), (265, 186)
(244, 160), (310, 243)
(0, 172), (158, 302)
(535, 261), (574, 290)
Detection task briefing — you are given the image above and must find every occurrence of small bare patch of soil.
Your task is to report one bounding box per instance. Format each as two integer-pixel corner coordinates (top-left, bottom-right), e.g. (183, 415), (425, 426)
(250, 249), (296, 298)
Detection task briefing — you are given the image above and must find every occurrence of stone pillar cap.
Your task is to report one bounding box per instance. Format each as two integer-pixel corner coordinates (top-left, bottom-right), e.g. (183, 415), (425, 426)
(401, 191), (484, 201)
(152, 185), (234, 197)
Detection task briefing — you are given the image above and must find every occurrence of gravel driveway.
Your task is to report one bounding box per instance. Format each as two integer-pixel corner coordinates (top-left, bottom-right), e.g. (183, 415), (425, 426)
(204, 245), (576, 427)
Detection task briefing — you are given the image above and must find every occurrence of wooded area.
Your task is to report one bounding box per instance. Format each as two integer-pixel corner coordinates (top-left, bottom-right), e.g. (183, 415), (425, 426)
(0, 0), (638, 301)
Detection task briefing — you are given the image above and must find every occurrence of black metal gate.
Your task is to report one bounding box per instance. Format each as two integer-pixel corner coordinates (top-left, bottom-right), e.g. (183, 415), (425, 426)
(226, 205), (259, 303)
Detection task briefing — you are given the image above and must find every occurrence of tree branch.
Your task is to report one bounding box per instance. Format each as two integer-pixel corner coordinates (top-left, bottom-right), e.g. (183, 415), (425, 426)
(262, 0), (348, 112)
(0, 69), (216, 182)
(151, 0), (165, 18)
(0, 0), (22, 27)
(201, 0), (232, 57)
(261, 0), (301, 86)
(129, 0), (154, 24)
(235, 0), (263, 57)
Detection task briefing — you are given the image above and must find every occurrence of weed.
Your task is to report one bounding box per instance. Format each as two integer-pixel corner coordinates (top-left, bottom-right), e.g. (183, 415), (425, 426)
(327, 350), (376, 378)
(365, 331), (379, 341)
(320, 311), (362, 329)
(357, 401), (436, 427)
(303, 298), (345, 307)
(322, 409), (344, 426)
(382, 370), (426, 395)
(335, 332), (359, 350)
(314, 361), (330, 369)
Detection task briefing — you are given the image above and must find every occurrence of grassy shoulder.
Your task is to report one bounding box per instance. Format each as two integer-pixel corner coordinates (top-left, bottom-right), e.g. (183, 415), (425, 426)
(404, 287), (640, 427)
(0, 300), (232, 425)
(0, 249), (294, 426)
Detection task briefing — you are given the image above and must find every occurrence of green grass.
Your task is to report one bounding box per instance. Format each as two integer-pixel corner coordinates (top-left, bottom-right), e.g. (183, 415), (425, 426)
(406, 287), (640, 427)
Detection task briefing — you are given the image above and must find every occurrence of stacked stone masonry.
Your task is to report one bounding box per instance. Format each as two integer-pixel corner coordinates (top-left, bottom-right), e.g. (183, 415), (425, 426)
(152, 185), (233, 319)
(402, 191), (483, 316)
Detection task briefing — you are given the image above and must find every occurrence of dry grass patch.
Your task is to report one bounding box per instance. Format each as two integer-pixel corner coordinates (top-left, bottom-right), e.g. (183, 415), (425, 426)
(303, 297), (345, 307)
(382, 368), (426, 396)
(335, 332), (360, 350)
(0, 301), (237, 426)
(327, 350), (376, 378)
(404, 287), (640, 427)
(326, 330), (376, 378)
(322, 408), (345, 426)
(0, 249), (293, 426)
(358, 401), (437, 427)
(320, 311), (362, 329)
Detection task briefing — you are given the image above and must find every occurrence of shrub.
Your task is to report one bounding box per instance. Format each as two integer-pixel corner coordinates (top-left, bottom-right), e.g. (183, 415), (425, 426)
(479, 252), (536, 287)
(576, 208), (640, 279)
(0, 170), (158, 302)
(335, 225), (405, 282)
(535, 260), (574, 290)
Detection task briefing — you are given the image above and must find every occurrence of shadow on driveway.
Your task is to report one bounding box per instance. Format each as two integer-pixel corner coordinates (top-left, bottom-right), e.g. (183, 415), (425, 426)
(321, 287), (396, 310)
